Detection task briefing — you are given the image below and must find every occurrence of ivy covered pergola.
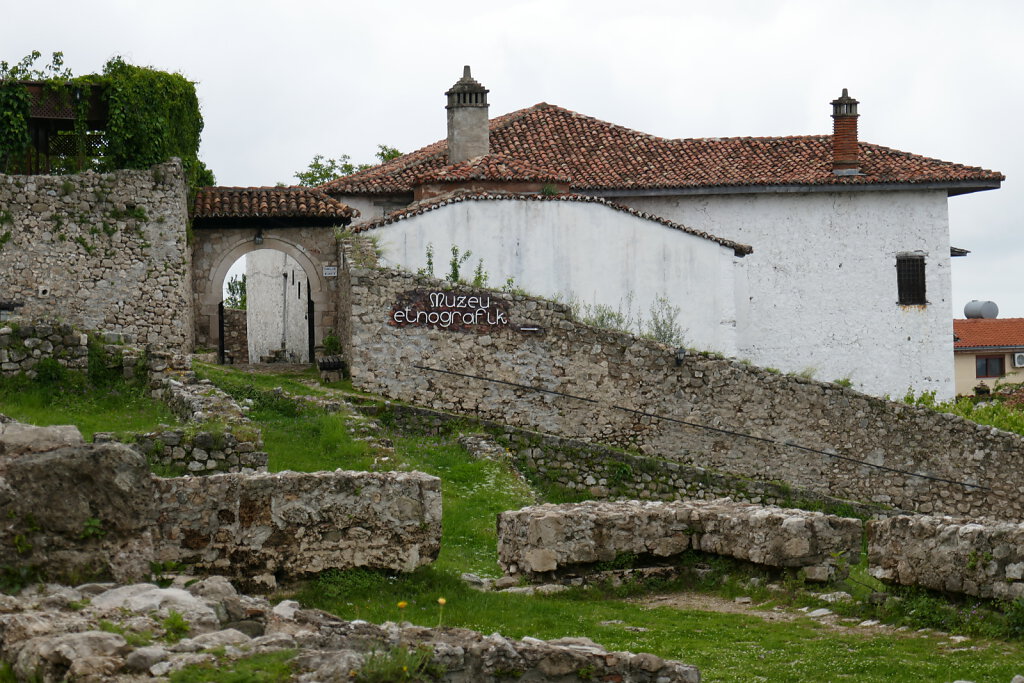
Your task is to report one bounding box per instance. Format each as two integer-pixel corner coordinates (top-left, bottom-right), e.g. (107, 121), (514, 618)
(0, 52), (214, 188)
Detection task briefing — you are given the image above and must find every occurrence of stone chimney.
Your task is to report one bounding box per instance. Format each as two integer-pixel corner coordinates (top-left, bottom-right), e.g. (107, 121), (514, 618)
(446, 66), (490, 164)
(830, 88), (860, 175)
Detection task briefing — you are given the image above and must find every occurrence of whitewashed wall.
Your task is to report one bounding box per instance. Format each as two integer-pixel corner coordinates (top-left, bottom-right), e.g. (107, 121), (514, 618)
(367, 199), (745, 355)
(620, 190), (954, 398)
(246, 249), (310, 362)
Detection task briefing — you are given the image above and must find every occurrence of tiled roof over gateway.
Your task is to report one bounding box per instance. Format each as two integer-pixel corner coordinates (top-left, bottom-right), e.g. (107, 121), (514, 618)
(321, 103), (1004, 196)
(193, 186), (356, 220)
(954, 318), (1024, 350)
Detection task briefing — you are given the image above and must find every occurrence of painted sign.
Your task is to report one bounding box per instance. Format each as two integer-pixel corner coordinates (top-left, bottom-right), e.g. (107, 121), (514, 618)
(390, 290), (510, 332)
(322, 265), (339, 277)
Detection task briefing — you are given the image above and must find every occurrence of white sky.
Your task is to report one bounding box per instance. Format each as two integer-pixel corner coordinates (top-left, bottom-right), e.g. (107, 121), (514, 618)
(3, 0), (1022, 316)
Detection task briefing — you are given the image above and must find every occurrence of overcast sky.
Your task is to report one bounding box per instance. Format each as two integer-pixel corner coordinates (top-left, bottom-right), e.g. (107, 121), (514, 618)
(3, 0), (1021, 317)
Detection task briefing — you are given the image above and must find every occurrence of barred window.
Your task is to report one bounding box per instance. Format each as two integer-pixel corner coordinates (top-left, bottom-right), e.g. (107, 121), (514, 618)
(896, 254), (926, 305)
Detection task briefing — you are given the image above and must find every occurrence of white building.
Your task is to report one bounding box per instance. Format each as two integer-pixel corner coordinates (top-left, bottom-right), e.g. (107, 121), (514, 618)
(323, 68), (1003, 398)
(246, 249), (311, 363)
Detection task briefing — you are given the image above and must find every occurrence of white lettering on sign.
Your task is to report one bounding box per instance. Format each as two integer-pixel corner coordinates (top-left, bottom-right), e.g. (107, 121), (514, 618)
(390, 290), (510, 330)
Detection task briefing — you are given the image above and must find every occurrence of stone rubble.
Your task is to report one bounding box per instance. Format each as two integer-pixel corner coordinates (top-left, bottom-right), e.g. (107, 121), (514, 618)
(0, 577), (702, 682)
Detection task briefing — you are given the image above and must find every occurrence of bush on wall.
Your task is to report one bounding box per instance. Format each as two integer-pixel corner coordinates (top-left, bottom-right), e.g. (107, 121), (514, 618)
(0, 51), (214, 188)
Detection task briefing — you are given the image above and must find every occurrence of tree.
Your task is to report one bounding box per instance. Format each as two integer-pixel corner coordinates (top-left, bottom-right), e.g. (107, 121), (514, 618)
(293, 144), (400, 186)
(225, 274), (246, 309)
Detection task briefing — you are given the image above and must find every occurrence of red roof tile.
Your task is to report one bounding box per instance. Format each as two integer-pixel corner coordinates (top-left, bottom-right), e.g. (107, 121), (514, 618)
(954, 319), (1024, 349)
(415, 154), (571, 185)
(352, 191), (753, 257)
(321, 103), (1003, 196)
(193, 186), (356, 220)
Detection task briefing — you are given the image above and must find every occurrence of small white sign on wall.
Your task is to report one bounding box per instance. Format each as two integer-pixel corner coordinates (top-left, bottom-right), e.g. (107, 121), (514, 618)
(322, 265), (339, 278)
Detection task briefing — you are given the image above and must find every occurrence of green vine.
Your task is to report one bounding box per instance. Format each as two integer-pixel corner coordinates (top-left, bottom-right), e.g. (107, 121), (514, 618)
(0, 51), (214, 188)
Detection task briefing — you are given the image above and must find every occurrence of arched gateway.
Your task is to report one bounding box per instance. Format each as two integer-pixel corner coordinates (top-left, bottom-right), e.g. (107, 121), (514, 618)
(190, 187), (355, 361)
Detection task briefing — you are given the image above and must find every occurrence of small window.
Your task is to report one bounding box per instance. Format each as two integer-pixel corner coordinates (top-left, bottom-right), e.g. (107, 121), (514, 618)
(896, 254), (926, 305)
(976, 355), (1005, 378)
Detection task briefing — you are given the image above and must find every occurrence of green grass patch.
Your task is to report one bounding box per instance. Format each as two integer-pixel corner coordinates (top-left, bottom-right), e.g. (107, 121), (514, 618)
(194, 362), (323, 398)
(0, 360), (177, 440)
(169, 650), (296, 683)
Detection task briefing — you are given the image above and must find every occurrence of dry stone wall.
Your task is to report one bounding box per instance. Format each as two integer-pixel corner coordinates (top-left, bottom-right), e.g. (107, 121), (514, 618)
(868, 515), (1024, 602)
(347, 267), (1024, 521)
(0, 160), (193, 349)
(498, 500), (862, 582)
(367, 402), (890, 518)
(0, 321), (91, 375)
(0, 423), (439, 588)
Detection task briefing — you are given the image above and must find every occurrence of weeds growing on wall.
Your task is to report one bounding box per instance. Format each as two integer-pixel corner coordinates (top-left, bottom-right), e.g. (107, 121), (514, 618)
(904, 383), (1024, 437)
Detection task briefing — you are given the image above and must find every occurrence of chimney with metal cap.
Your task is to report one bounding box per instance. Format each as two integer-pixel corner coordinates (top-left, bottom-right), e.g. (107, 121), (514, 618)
(446, 66), (490, 164)
(831, 88), (860, 175)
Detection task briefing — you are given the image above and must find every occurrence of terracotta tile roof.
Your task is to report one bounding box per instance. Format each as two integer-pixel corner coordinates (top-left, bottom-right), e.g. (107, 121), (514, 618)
(321, 103), (1003, 196)
(415, 154), (572, 185)
(954, 318), (1024, 349)
(193, 186), (357, 220)
(352, 191), (753, 257)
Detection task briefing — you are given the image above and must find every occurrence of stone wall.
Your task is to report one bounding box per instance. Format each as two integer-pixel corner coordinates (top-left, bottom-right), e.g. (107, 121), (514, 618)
(0, 423), (440, 589)
(498, 500), (862, 582)
(0, 160), (193, 350)
(367, 402), (891, 519)
(868, 515), (1024, 602)
(96, 426), (266, 476)
(1, 321), (91, 375)
(222, 307), (249, 363)
(346, 267), (1024, 521)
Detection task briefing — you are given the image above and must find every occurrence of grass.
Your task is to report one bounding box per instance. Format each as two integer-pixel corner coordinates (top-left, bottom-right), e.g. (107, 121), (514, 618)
(0, 359), (177, 439)
(169, 650), (296, 683)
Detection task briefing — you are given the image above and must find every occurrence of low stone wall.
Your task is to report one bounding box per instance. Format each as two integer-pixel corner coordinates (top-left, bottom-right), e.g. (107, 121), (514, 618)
(0, 321), (89, 375)
(0, 321), (147, 378)
(96, 426), (266, 475)
(0, 423), (440, 589)
(498, 500), (862, 582)
(868, 515), (1024, 602)
(368, 401), (890, 518)
(347, 267), (1024, 521)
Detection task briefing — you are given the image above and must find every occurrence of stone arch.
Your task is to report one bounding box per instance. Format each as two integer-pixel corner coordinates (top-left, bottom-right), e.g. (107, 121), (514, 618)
(193, 228), (339, 359)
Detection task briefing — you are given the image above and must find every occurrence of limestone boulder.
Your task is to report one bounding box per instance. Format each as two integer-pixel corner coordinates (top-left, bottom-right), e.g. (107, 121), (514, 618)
(0, 436), (158, 583)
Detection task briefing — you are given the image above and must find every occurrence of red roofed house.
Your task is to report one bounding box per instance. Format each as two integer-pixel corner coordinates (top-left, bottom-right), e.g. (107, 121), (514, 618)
(953, 314), (1024, 395)
(322, 68), (1002, 399)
